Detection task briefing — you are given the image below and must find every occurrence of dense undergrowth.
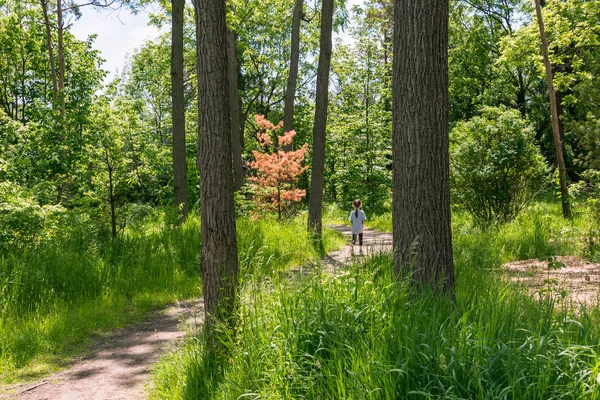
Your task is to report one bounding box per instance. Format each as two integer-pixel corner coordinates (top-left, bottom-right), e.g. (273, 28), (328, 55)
(151, 201), (600, 399)
(0, 210), (343, 383)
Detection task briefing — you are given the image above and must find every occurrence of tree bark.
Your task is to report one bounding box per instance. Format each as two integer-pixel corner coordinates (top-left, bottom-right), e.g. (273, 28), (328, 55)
(105, 152), (117, 238)
(228, 30), (244, 191)
(193, 0), (239, 346)
(392, 0), (455, 294)
(41, 0), (58, 105)
(171, 0), (189, 220)
(307, 0), (334, 239)
(534, 0), (571, 218)
(56, 0), (65, 118)
(282, 0), (303, 151)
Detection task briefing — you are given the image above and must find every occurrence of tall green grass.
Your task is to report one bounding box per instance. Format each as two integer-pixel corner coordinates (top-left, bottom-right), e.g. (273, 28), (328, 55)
(0, 211), (343, 383)
(0, 213), (202, 383)
(152, 253), (600, 399)
(151, 202), (600, 399)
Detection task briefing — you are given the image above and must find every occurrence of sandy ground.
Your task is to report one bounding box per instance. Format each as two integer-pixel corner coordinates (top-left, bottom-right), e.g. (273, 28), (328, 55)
(4, 299), (203, 400)
(503, 256), (600, 306)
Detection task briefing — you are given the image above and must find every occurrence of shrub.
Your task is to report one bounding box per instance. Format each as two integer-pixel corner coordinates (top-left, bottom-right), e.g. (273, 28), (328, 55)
(0, 182), (66, 251)
(450, 107), (547, 226)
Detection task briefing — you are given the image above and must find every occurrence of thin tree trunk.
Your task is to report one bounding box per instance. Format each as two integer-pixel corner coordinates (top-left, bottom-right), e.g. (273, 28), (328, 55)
(383, 29), (392, 113)
(392, 0), (455, 294)
(277, 185), (281, 220)
(171, 0), (189, 220)
(365, 54), (372, 181)
(193, 0), (239, 348)
(106, 153), (117, 238)
(282, 0), (303, 151)
(41, 0), (58, 105)
(228, 30), (244, 191)
(56, 0), (65, 118)
(307, 0), (334, 239)
(534, 0), (571, 218)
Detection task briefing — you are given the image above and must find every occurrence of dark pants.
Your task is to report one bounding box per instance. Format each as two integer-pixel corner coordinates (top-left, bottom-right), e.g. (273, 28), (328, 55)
(352, 233), (363, 246)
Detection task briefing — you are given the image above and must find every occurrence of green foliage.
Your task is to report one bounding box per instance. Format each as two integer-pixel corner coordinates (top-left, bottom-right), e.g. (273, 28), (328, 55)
(450, 107), (547, 226)
(448, 2), (499, 122)
(494, 0), (600, 177)
(574, 114), (600, 171)
(571, 170), (600, 261)
(326, 5), (392, 214)
(0, 1), (107, 207)
(0, 183), (66, 251)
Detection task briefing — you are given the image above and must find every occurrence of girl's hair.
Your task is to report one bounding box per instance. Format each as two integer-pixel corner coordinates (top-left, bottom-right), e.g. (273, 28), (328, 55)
(353, 199), (362, 218)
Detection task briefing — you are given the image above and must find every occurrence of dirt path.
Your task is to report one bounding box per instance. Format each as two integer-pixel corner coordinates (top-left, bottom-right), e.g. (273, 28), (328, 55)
(12, 226), (594, 399)
(503, 256), (600, 306)
(5, 299), (203, 400)
(5, 226), (391, 400)
(323, 225), (393, 270)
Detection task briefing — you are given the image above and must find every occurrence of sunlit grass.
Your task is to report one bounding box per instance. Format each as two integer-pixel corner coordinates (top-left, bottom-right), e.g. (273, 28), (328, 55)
(152, 251), (600, 399)
(151, 200), (600, 400)
(0, 211), (343, 384)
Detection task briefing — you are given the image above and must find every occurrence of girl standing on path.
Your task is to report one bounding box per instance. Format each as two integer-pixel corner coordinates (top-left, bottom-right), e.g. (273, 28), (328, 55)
(349, 199), (367, 254)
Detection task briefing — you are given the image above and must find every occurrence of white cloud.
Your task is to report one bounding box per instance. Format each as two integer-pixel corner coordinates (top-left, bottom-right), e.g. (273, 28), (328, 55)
(127, 25), (162, 50)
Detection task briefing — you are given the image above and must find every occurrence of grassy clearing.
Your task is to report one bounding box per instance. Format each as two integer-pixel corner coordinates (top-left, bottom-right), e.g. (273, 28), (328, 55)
(336, 200), (599, 265)
(0, 212), (342, 384)
(151, 202), (600, 399)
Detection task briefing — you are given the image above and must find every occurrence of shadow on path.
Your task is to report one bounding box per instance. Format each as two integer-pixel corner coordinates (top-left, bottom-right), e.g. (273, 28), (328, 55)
(7, 299), (204, 400)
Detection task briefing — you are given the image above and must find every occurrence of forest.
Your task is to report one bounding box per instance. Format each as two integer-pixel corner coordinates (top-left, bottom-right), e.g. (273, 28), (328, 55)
(1, 0), (600, 398)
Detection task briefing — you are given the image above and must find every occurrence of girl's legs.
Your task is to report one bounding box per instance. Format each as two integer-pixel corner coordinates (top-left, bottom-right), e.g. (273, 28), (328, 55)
(352, 234), (357, 246)
(359, 233), (364, 252)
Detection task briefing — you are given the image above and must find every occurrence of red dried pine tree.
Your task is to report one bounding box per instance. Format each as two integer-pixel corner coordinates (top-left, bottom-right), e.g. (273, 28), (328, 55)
(249, 115), (309, 219)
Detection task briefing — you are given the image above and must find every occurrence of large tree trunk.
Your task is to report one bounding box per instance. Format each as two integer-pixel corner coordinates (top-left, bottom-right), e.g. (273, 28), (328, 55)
(56, 0), (65, 118)
(282, 0), (303, 151)
(40, 0), (58, 105)
(228, 30), (244, 191)
(193, 0), (239, 347)
(392, 0), (455, 294)
(307, 0), (334, 239)
(534, 0), (571, 219)
(171, 0), (189, 220)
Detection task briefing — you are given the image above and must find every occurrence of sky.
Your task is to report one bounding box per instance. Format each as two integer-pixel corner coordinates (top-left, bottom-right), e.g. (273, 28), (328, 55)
(70, 0), (363, 84)
(70, 4), (165, 81)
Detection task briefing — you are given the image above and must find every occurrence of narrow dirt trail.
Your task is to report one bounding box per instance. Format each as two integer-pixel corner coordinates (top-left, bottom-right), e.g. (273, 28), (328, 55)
(324, 225), (393, 269)
(6, 225), (392, 400)
(6, 299), (203, 400)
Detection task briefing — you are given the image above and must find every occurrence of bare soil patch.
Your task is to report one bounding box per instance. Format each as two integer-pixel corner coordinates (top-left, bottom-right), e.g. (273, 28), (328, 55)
(503, 256), (600, 306)
(3, 299), (203, 400)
